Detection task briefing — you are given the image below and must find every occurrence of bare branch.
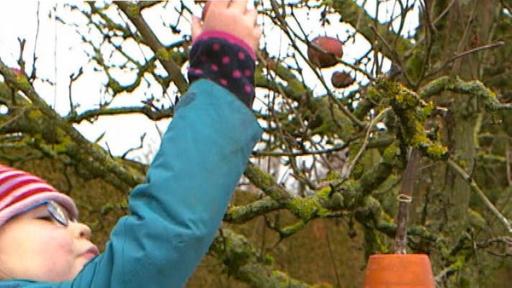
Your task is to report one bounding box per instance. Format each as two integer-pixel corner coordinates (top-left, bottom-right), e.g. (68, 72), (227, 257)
(447, 158), (512, 233)
(115, 1), (188, 94)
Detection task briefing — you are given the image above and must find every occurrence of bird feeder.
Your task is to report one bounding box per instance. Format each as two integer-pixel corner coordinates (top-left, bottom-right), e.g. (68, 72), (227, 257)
(363, 149), (435, 287)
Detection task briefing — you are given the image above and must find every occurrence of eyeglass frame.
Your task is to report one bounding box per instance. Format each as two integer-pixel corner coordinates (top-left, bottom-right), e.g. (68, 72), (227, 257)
(46, 200), (73, 226)
(18, 200), (75, 227)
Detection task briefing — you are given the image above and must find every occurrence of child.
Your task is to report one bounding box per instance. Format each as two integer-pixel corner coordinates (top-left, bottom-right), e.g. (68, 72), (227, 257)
(0, 1), (262, 287)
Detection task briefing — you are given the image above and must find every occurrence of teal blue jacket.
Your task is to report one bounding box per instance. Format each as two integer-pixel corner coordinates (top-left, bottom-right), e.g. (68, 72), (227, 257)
(0, 79), (262, 288)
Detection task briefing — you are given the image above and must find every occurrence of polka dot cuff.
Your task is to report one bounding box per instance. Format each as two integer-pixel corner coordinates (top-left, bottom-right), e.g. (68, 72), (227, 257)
(188, 31), (256, 108)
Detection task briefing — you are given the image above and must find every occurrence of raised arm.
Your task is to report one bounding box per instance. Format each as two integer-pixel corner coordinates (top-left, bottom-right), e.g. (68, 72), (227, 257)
(70, 1), (262, 287)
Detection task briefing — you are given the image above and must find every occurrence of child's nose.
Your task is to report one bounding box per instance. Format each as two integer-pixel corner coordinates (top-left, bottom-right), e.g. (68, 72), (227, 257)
(71, 222), (92, 239)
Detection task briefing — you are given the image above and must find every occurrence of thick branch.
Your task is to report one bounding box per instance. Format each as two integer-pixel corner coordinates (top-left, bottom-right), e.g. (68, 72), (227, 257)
(115, 1), (188, 94)
(420, 76), (512, 111)
(244, 163), (293, 202)
(0, 65), (144, 190)
(373, 78), (449, 160)
(225, 196), (282, 224)
(211, 229), (315, 288)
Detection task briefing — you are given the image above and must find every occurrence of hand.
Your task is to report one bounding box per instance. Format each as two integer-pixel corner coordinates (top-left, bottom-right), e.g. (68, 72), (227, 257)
(192, 0), (261, 52)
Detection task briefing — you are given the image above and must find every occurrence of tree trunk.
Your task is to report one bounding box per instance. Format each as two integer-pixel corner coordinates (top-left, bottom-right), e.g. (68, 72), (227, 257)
(422, 0), (498, 285)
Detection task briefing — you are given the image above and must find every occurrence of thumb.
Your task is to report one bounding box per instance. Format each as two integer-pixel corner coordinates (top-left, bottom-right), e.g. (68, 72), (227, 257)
(191, 16), (203, 41)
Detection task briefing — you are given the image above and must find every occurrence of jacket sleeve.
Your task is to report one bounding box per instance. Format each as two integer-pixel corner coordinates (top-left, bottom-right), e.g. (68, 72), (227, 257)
(188, 30), (256, 108)
(68, 79), (262, 287)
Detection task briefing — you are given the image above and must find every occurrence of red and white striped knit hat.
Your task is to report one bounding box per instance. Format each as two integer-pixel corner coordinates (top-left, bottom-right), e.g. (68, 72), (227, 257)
(0, 164), (78, 226)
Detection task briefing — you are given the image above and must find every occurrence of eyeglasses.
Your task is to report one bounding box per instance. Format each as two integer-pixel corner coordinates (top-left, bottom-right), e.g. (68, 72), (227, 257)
(24, 200), (74, 227)
(46, 200), (73, 227)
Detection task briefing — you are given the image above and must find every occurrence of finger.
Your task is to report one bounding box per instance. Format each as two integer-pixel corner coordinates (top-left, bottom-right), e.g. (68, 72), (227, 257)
(191, 16), (203, 40)
(201, 2), (211, 20)
(246, 10), (258, 26)
(210, 0), (230, 9)
(254, 27), (262, 45)
(228, 0), (248, 11)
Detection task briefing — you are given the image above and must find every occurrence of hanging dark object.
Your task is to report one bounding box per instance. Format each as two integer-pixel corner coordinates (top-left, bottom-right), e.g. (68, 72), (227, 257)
(331, 71), (354, 88)
(307, 36), (343, 68)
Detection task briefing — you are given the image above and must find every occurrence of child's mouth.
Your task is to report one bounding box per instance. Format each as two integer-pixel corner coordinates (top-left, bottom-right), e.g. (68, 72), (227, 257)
(82, 246), (100, 260)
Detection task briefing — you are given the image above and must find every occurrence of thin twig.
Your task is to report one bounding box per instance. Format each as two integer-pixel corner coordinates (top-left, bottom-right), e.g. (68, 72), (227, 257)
(507, 141), (512, 186)
(369, 25), (412, 86)
(433, 0), (457, 25)
(340, 107), (391, 180)
(325, 226), (342, 288)
(268, 0), (366, 128)
(30, 1), (41, 81)
(65, 105), (175, 123)
(447, 159), (512, 233)
(427, 41), (505, 77)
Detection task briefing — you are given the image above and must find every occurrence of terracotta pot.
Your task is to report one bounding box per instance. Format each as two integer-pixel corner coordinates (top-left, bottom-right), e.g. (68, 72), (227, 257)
(363, 254), (435, 288)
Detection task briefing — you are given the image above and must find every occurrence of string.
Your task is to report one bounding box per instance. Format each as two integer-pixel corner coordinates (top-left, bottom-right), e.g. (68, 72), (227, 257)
(397, 194), (413, 203)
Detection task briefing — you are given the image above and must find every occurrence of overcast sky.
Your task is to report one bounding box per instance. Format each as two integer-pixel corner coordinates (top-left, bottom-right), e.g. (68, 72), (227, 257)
(0, 1), (417, 164)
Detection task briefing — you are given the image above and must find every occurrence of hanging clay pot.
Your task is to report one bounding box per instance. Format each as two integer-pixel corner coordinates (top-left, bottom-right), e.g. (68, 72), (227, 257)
(363, 254), (435, 288)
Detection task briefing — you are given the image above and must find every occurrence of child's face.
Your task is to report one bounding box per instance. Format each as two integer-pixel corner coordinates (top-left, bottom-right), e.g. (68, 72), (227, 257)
(0, 203), (98, 281)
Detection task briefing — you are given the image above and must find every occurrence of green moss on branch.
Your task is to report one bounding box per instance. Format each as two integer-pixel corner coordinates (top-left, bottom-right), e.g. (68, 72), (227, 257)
(374, 78), (448, 160)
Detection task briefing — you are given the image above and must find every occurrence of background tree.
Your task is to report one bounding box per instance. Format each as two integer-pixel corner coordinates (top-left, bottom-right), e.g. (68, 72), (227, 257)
(0, 1), (511, 287)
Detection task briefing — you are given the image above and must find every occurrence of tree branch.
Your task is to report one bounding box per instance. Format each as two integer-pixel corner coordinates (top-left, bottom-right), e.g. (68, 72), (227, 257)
(420, 76), (512, 111)
(211, 229), (314, 288)
(115, 1), (188, 94)
(326, 0), (414, 60)
(447, 158), (512, 233)
(0, 63), (144, 190)
(66, 105), (174, 123)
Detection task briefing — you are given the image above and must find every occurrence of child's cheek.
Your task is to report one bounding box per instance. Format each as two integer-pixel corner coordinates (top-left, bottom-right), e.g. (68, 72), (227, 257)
(50, 231), (75, 255)
(37, 231), (76, 279)
(38, 230), (74, 262)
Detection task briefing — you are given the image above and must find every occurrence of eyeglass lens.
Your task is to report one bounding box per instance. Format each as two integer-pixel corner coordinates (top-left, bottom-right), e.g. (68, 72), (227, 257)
(47, 200), (70, 226)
